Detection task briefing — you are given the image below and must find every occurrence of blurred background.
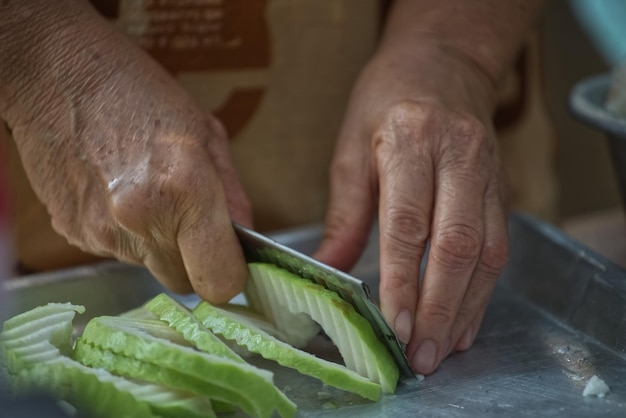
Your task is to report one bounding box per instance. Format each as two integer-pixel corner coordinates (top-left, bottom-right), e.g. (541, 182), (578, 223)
(544, 0), (618, 218)
(540, 0), (626, 266)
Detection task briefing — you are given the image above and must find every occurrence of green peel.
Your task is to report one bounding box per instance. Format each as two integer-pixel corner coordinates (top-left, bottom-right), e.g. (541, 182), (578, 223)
(248, 263), (400, 394)
(143, 293), (243, 363)
(246, 267), (321, 348)
(193, 301), (382, 401)
(76, 315), (296, 418)
(1, 303), (215, 418)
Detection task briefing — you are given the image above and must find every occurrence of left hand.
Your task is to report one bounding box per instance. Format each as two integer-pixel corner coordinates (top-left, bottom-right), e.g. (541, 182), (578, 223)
(315, 44), (510, 375)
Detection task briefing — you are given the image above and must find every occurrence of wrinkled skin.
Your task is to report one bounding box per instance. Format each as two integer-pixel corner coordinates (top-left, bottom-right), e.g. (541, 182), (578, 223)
(315, 47), (510, 374)
(1, 2), (251, 303)
(2, 0), (540, 376)
(312, 0), (542, 375)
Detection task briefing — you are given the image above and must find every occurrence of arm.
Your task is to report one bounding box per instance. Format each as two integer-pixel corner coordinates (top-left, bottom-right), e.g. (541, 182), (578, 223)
(0, 0), (251, 302)
(316, 0), (543, 374)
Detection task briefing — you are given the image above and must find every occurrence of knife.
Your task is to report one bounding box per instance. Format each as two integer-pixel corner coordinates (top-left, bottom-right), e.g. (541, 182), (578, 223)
(233, 222), (415, 379)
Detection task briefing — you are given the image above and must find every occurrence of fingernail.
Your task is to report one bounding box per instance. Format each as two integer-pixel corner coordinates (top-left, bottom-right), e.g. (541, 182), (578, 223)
(394, 309), (412, 344)
(412, 340), (437, 373)
(459, 326), (474, 350)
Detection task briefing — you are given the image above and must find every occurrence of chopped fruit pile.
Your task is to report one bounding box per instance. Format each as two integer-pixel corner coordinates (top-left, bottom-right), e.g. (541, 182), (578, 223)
(0, 263), (399, 417)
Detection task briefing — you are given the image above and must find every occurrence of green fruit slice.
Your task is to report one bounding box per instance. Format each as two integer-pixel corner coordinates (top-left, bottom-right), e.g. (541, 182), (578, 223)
(143, 293), (243, 363)
(246, 268), (321, 348)
(220, 303), (290, 342)
(193, 301), (382, 401)
(18, 358), (215, 418)
(247, 263), (400, 394)
(1, 303), (215, 418)
(76, 315), (296, 418)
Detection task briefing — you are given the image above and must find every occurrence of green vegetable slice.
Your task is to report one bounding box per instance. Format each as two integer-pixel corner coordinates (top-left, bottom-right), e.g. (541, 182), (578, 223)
(220, 303), (290, 342)
(143, 293), (243, 363)
(0, 303), (215, 418)
(18, 358), (215, 418)
(76, 315), (297, 418)
(193, 301), (382, 401)
(247, 263), (400, 394)
(246, 267), (321, 348)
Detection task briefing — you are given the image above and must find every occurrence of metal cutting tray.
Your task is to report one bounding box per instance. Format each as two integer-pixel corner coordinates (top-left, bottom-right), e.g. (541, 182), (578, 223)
(2, 212), (626, 417)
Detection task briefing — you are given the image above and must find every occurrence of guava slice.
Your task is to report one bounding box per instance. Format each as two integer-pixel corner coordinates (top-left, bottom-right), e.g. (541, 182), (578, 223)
(193, 301), (382, 401)
(246, 268), (321, 348)
(143, 293), (243, 363)
(220, 303), (290, 341)
(0, 303), (215, 418)
(247, 263), (400, 394)
(76, 315), (297, 418)
(120, 306), (158, 320)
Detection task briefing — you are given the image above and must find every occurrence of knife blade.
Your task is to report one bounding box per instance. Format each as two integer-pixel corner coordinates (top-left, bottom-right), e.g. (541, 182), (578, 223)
(233, 222), (415, 379)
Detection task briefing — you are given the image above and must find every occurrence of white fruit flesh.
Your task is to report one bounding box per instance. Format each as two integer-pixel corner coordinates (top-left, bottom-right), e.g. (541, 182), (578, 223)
(143, 293), (243, 363)
(248, 263), (399, 394)
(193, 301), (382, 401)
(1, 303), (215, 418)
(76, 315), (297, 418)
(246, 270), (321, 347)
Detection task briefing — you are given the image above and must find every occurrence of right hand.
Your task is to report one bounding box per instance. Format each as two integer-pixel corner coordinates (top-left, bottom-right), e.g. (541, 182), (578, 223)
(0, 1), (251, 303)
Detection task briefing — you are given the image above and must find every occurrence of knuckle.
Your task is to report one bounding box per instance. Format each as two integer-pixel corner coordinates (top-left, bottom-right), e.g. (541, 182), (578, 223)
(376, 100), (436, 147)
(383, 100), (440, 130)
(383, 206), (429, 256)
(453, 115), (486, 145)
(384, 100), (422, 126)
(439, 115), (489, 167)
(420, 298), (456, 326)
(380, 269), (417, 295)
(432, 223), (482, 270)
(111, 159), (205, 229)
(479, 240), (510, 275)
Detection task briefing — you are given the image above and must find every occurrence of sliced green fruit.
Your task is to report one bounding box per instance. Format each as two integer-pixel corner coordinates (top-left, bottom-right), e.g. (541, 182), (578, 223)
(120, 306), (158, 320)
(248, 263), (400, 394)
(220, 303), (290, 342)
(1, 303), (83, 362)
(246, 268), (321, 348)
(0, 303), (215, 418)
(19, 358), (215, 418)
(193, 301), (382, 401)
(143, 293), (243, 363)
(142, 293), (253, 411)
(76, 315), (297, 418)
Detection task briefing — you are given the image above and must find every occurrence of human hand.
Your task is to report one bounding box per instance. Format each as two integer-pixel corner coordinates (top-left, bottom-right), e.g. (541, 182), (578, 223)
(315, 45), (509, 375)
(0, 1), (251, 303)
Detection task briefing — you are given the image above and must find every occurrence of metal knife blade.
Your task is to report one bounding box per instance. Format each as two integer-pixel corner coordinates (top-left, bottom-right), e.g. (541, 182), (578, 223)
(233, 222), (414, 378)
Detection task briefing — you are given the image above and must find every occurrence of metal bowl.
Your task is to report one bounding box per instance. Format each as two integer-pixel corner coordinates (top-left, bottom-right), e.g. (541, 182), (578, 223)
(569, 74), (626, 205)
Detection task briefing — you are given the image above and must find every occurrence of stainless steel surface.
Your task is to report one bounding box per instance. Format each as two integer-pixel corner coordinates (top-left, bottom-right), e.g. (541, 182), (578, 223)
(233, 222), (413, 379)
(3, 212), (626, 417)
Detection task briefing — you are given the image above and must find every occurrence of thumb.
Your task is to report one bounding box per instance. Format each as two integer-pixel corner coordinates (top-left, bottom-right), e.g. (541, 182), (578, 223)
(314, 153), (376, 273)
(178, 184), (248, 305)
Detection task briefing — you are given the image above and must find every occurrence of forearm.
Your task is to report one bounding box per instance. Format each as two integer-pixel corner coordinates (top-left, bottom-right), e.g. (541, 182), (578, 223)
(0, 1), (77, 119)
(376, 0), (544, 117)
(0, 0), (132, 127)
